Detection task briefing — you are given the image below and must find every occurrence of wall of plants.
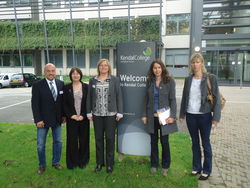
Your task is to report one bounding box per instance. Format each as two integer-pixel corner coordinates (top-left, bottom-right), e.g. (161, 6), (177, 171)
(0, 16), (160, 51)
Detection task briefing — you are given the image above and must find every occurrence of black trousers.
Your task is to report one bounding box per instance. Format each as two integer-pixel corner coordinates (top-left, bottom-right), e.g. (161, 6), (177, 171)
(66, 119), (90, 169)
(150, 117), (171, 169)
(93, 115), (116, 167)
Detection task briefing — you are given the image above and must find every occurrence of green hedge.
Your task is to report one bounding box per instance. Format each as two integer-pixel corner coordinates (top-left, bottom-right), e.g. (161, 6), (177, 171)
(0, 16), (160, 51)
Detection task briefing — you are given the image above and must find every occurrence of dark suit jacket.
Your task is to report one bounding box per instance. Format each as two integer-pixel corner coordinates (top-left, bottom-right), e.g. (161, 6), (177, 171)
(31, 78), (64, 127)
(63, 82), (89, 121)
(142, 77), (178, 136)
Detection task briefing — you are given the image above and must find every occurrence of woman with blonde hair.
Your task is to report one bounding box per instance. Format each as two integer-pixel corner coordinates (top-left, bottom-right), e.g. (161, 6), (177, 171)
(179, 53), (221, 180)
(87, 59), (123, 173)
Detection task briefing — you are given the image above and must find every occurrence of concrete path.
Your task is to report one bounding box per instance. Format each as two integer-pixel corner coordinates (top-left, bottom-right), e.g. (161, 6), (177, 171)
(175, 80), (250, 188)
(194, 86), (250, 188)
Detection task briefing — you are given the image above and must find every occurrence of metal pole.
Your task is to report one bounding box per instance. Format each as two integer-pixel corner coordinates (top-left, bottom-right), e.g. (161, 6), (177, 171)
(159, 0), (162, 58)
(98, 0), (102, 59)
(13, 0), (24, 74)
(128, 0), (131, 41)
(216, 50), (219, 76)
(240, 61), (242, 89)
(69, 0), (76, 66)
(42, 0), (50, 63)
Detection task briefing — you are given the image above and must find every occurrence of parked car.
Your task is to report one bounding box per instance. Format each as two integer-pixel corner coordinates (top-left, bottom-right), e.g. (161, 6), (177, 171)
(10, 73), (40, 87)
(0, 73), (14, 89)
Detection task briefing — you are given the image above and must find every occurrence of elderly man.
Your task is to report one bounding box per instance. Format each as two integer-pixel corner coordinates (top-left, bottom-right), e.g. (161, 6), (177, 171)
(31, 63), (65, 174)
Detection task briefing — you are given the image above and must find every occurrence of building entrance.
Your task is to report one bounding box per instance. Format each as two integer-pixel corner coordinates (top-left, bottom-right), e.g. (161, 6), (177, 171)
(205, 51), (250, 86)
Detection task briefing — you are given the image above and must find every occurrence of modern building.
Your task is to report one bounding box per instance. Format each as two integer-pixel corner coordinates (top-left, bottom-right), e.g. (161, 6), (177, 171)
(0, 0), (249, 85)
(192, 0), (250, 85)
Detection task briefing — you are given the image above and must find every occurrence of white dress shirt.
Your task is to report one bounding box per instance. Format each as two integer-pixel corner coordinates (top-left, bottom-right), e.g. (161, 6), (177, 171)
(46, 78), (58, 96)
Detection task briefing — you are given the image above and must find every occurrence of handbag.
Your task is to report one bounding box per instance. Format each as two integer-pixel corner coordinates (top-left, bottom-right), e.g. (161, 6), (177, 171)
(206, 74), (226, 111)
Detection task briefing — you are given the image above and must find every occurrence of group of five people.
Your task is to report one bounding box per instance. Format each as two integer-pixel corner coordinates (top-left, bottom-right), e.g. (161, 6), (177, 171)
(31, 53), (221, 181)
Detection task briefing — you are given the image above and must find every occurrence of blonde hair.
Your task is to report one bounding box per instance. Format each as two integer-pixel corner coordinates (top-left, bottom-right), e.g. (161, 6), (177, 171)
(97, 59), (111, 76)
(189, 53), (207, 74)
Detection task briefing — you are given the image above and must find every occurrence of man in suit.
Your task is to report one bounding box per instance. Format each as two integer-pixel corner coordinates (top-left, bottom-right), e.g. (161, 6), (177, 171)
(31, 63), (65, 174)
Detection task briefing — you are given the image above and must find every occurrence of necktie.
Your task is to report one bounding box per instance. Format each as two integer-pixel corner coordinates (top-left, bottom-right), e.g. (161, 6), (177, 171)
(50, 81), (57, 101)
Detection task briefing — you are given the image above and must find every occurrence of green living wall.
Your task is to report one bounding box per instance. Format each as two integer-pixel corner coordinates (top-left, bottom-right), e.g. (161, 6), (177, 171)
(0, 16), (159, 51)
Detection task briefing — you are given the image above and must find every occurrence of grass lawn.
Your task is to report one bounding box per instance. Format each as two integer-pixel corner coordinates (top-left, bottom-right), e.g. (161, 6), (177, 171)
(0, 123), (197, 188)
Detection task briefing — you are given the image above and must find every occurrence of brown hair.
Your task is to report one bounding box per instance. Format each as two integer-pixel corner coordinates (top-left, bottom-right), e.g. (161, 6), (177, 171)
(147, 59), (171, 83)
(69, 67), (83, 82)
(97, 59), (111, 76)
(189, 53), (207, 74)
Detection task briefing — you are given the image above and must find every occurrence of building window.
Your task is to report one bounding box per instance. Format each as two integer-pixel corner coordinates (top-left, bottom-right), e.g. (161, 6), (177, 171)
(203, 39), (250, 48)
(67, 50), (85, 68)
(165, 49), (189, 67)
(45, 50), (63, 68)
(23, 54), (33, 66)
(13, 53), (33, 67)
(65, 0), (85, 6)
(44, 0), (60, 7)
(6, 0), (30, 6)
(0, 55), (11, 67)
(14, 55), (20, 67)
(166, 14), (190, 35)
(89, 49), (109, 68)
(88, 0), (109, 4)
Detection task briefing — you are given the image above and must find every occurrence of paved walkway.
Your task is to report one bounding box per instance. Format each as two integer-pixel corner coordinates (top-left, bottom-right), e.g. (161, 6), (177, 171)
(195, 86), (250, 188)
(175, 80), (250, 188)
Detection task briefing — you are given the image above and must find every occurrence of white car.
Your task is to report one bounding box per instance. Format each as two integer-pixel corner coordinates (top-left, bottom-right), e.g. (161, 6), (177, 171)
(0, 73), (14, 89)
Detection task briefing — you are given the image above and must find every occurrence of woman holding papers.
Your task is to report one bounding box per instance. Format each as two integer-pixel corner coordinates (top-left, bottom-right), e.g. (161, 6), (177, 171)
(142, 59), (178, 176)
(87, 59), (123, 173)
(179, 53), (221, 180)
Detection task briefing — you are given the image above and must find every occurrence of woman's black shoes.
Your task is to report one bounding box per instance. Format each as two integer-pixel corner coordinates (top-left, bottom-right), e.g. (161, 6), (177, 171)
(199, 174), (210, 180)
(106, 166), (113, 173)
(94, 165), (113, 173)
(94, 165), (103, 172)
(190, 171), (201, 176)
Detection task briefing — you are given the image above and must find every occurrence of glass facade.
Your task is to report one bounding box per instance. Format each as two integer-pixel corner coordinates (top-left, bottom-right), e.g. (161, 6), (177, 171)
(204, 51), (250, 84)
(202, 0), (250, 85)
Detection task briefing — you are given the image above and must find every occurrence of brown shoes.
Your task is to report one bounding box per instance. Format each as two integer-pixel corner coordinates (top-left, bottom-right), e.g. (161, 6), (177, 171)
(52, 164), (62, 170)
(37, 166), (45, 174)
(37, 164), (62, 174)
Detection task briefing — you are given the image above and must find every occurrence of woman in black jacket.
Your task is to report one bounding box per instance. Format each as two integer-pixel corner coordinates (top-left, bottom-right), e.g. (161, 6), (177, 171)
(63, 67), (90, 169)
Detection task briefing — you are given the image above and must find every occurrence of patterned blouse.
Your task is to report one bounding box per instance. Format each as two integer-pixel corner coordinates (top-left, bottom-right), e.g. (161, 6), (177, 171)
(93, 76), (116, 117)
